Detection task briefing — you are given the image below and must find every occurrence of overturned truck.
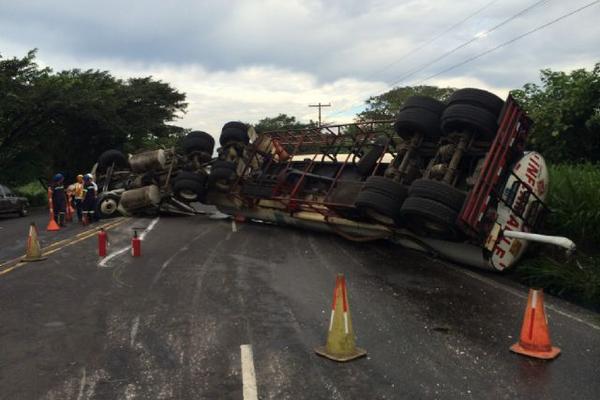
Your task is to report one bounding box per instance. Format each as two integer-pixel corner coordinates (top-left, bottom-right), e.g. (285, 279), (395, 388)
(95, 89), (573, 271)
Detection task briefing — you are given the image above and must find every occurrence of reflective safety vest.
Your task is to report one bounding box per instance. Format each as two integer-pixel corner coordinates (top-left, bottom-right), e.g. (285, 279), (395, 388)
(74, 182), (84, 199)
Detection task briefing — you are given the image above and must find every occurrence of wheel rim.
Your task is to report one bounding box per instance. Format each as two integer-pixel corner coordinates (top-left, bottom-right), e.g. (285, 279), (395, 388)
(179, 189), (198, 201)
(100, 198), (118, 215)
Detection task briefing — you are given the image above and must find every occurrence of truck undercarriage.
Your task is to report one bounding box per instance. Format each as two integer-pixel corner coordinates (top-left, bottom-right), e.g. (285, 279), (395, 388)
(93, 88), (571, 271)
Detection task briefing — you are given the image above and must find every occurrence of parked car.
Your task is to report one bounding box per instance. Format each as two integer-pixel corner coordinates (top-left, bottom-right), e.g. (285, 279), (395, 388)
(0, 184), (29, 217)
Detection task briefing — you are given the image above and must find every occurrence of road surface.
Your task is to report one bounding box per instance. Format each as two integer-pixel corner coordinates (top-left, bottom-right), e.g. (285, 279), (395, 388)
(0, 212), (599, 399)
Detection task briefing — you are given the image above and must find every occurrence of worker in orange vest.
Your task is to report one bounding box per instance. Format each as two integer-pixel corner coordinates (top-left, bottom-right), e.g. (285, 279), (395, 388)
(73, 174), (84, 222)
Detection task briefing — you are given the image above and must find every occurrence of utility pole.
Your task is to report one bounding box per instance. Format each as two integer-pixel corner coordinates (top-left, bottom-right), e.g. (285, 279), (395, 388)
(308, 102), (331, 127)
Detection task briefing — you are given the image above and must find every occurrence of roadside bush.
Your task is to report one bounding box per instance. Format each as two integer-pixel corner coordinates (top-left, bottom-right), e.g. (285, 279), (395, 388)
(15, 181), (47, 207)
(516, 256), (600, 311)
(543, 163), (600, 250)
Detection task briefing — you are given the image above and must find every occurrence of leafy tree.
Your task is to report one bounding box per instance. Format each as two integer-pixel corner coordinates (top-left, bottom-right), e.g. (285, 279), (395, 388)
(356, 85), (456, 121)
(254, 113), (316, 133)
(0, 50), (187, 185)
(511, 64), (600, 164)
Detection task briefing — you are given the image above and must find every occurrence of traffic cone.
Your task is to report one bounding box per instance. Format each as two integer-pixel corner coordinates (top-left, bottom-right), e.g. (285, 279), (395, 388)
(22, 223), (47, 262)
(510, 288), (561, 360)
(47, 210), (60, 231)
(315, 274), (366, 362)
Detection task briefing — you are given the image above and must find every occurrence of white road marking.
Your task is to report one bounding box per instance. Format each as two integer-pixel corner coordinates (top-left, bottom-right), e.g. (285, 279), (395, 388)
(232, 220), (238, 233)
(240, 344), (258, 400)
(130, 315), (140, 347)
(441, 260), (600, 331)
(76, 367), (87, 400)
(99, 217), (159, 268)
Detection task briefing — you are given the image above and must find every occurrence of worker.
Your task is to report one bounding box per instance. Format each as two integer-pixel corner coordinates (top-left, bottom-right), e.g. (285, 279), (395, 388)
(50, 173), (67, 226)
(73, 174), (84, 222)
(81, 174), (97, 225)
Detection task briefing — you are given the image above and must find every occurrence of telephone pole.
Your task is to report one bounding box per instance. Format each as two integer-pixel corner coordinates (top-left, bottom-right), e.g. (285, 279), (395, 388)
(308, 102), (331, 127)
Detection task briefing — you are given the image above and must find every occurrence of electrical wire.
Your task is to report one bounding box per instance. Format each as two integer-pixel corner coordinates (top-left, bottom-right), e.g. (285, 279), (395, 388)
(362, 0), (500, 82)
(416, 0), (600, 84)
(387, 0), (550, 88)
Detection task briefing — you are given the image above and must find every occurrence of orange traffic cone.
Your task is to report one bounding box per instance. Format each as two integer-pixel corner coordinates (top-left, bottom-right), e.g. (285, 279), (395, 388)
(66, 194), (75, 222)
(315, 274), (366, 362)
(47, 210), (60, 231)
(510, 288), (561, 360)
(46, 188), (60, 231)
(22, 222), (47, 262)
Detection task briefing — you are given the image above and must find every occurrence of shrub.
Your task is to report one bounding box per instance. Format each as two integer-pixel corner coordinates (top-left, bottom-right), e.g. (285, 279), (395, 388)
(14, 181), (48, 207)
(543, 163), (600, 251)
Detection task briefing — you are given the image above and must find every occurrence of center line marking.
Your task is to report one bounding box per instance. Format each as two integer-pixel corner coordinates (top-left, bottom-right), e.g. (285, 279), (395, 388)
(240, 344), (258, 400)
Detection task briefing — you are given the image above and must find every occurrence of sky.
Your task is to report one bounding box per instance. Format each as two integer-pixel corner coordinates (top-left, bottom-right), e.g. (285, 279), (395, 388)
(0, 0), (599, 136)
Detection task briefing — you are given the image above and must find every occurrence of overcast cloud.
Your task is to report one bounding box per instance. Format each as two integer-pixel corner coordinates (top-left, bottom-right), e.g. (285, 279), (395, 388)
(0, 0), (598, 135)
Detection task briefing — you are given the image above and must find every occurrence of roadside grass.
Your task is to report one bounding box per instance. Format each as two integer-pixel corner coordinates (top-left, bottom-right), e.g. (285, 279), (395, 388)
(514, 163), (600, 310)
(14, 181), (47, 207)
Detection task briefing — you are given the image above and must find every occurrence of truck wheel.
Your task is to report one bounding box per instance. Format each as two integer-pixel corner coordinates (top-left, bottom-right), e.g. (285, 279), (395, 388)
(399, 196), (461, 240)
(394, 97), (444, 140)
(98, 150), (129, 170)
(171, 171), (207, 202)
(97, 193), (121, 219)
(400, 96), (446, 115)
(220, 122), (249, 146)
(355, 177), (408, 225)
(183, 131), (215, 154)
(441, 104), (498, 141)
(446, 88), (504, 117)
(408, 179), (467, 212)
(356, 137), (387, 176)
(209, 160), (238, 191)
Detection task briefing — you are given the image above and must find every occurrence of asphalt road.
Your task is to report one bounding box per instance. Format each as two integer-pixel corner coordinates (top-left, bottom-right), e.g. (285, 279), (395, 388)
(0, 212), (599, 399)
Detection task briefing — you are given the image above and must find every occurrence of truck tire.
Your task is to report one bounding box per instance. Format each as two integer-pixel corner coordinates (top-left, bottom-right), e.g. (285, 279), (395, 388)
(446, 88), (504, 117)
(394, 102), (443, 140)
(171, 171), (207, 202)
(96, 193), (122, 219)
(209, 160), (238, 191)
(98, 150), (129, 170)
(355, 177), (408, 225)
(400, 96), (445, 115)
(408, 179), (467, 212)
(399, 196), (461, 239)
(220, 122), (249, 146)
(441, 104), (498, 141)
(183, 131), (215, 154)
(362, 176), (409, 201)
(356, 138), (387, 176)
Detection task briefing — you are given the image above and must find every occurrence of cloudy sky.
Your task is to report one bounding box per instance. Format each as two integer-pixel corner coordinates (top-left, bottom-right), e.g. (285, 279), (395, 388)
(1, 0), (598, 135)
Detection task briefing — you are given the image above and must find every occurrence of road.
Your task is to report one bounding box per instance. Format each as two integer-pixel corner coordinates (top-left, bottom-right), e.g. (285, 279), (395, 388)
(0, 211), (599, 399)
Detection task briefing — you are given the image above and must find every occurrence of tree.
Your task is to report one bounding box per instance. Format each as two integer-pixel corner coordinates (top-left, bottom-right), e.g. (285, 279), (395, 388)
(511, 64), (600, 164)
(254, 113), (315, 133)
(0, 50), (188, 185)
(356, 85), (456, 121)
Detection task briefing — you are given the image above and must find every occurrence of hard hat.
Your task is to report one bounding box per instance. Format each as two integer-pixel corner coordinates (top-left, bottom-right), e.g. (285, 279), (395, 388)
(53, 173), (64, 182)
(77, 174), (84, 179)
(83, 174), (91, 182)
(85, 173), (94, 179)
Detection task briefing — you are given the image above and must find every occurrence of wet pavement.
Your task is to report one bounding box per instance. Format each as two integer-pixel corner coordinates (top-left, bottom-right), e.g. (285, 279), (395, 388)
(0, 214), (599, 399)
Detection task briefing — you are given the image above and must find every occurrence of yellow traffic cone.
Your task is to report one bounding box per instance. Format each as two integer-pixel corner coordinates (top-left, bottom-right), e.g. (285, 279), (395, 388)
(315, 273), (366, 362)
(22, 222), (47, 262)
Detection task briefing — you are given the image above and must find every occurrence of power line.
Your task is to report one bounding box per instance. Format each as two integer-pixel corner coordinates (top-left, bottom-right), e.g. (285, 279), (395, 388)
(416, 0), (600, 84)
(363, 0), (500, 82)
(387, 0), (550, 88)
(308, 102), (331, 126)
(327, 0), (550, 119)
